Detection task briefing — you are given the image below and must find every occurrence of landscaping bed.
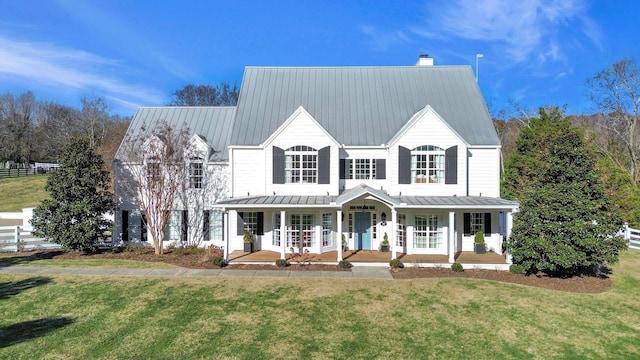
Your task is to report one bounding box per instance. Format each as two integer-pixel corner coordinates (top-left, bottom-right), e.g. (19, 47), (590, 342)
(0, 249), (612, 292)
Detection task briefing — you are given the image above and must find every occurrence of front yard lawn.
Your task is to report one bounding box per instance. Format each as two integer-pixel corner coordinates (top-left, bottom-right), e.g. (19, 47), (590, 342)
(0, 251), (639, 358)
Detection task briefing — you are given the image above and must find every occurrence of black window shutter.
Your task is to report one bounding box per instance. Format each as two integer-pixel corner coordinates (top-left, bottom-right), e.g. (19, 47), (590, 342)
(272, 146), (285, 184)
(257, 212), (264, 235)
(181, 210), (188, 242)
(398, 146), (411, 184)
(122, 210), (129, 241)
(376, 159), (386, 179)
(318, 146), (330, 184)
(445, 145), (458, 184)
(237, 212), (244, 235)
(203, 210), (210, 241)
(141, 213), (147, 242)
(463, 213), (471, 235)
(484, 213), (492, 235)
(339, 159), (346, 179)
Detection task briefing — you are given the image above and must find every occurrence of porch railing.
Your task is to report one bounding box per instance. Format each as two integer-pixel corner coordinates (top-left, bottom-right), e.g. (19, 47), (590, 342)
(286, 229), (315, 249)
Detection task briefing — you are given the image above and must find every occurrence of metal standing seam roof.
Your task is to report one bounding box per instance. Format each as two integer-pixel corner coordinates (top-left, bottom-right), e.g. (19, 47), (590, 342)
(216, 183), (519, 210)
(232, 66), (500, 147)
(116, 106), (236, 161)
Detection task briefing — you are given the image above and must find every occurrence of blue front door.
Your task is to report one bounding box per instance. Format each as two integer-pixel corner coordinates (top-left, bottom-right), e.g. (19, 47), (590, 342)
(355, 212), (371, 250)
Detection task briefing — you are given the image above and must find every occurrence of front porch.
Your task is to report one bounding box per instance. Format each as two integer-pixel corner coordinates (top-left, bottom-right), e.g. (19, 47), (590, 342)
(228, 250), (509, 269)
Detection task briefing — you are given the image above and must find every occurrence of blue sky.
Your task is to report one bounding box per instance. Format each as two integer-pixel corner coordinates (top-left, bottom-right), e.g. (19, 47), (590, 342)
(0, 0), (636, 117)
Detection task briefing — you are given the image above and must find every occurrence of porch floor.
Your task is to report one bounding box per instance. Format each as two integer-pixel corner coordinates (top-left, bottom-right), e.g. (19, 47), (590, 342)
(228, 250), (507, 265)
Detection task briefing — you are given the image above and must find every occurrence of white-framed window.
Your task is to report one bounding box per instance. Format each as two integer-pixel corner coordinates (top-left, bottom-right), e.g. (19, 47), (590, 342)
(242, 212), (258, 235)
(285, 145), (317, 184)
(166, 211), (183, 241)
(206, 210), (223, 241)
(146, 160), (160, 186)
(396, 214), (406, 247)
(189, 157), (204, 189)
(322, 213), (332, 247)
(272, 213), (281, 246)
(350, 159), (376, 180)
(288, 214), (315, 248)
(348, 213), (353, 239)
(414, 214), (443, 249)
(411, 145), (445, 184)
(470, 212), (484, 235)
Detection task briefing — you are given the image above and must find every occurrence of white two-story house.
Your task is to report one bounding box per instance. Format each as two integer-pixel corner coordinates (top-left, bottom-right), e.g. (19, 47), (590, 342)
(115, 55), (519, 263)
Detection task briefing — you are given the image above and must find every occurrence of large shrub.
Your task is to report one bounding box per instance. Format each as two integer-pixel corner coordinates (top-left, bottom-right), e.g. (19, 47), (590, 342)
(504, 108), (627, 277)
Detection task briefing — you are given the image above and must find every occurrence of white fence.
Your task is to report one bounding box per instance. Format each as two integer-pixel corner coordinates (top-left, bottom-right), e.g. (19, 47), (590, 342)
(623, 223), (640, 250)
(0, 225), (61, 252)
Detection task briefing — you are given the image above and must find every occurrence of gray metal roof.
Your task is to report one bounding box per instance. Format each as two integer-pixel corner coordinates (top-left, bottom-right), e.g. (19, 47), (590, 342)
(116, 106), (236, 161)
(217, 187), (518, 210)
(232, 66), (499, 146)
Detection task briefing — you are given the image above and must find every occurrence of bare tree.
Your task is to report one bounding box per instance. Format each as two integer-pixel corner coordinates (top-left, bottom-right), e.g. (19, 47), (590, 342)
(0, 92), (37, 163)
(170, 83), (239, 106)
(179, 150), (229, 248)
(586, 57), (640, 184)
(116, 120), (191, 254)
(80, 96), (110, 148)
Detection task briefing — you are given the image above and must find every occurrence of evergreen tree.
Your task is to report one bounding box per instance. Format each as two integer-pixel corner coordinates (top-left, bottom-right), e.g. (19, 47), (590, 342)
(504, 108), (627, 277)
(31, 138), (113, 252)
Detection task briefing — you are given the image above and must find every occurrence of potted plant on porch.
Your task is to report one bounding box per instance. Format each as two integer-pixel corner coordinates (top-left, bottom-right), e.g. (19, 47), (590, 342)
(243, 230), (254, 253)
(474, 231), (486, 254)
(380, 232), (390, 252)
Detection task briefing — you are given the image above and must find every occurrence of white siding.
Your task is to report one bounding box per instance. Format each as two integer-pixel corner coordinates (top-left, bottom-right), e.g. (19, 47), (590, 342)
(389, 110), (467, 196)
(266, 109), (337, 195)
(232, 148), (264, 197)
(467, 147), (500, 197)
(342, 148), (389, 192)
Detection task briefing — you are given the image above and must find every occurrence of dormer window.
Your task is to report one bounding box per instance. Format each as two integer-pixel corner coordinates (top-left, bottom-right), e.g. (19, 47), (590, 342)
(285, 145), (317, 184)
(411, 145), (445, 183)
(189, 156), (204, 189)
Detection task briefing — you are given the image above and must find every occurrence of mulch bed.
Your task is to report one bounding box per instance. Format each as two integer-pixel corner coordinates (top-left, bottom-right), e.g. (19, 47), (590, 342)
(0, 249), (611, 293)
(390, 267), (611, 293)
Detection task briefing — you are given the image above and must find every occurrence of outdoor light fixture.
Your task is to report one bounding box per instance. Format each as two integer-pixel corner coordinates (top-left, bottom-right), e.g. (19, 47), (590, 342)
(381, 212), (387, 226)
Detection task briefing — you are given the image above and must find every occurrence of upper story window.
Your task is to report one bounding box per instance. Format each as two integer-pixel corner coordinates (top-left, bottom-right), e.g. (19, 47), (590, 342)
(189, 157), (204, 189)
(340, 158), (386, 180)
(350, 159), (376, 180)
(285, 145), (317, 184)
(411, 145), (445, 184)
(145, 157), (161, 187)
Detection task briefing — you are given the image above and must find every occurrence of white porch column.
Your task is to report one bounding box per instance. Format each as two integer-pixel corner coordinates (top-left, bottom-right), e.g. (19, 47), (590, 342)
(391, 209), (397, 260)
(505, 210), (514, 264)
(337, 209), (343, 262)
(448, 211), (455, 263)
(280, 210), (286, 260)
(223, 210), (229, 261)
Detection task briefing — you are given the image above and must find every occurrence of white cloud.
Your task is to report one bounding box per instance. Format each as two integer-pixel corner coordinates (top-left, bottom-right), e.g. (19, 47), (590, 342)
(0, 34), (164, 109)
(359, 25), (413, 52)
(425, 0), (598, 65)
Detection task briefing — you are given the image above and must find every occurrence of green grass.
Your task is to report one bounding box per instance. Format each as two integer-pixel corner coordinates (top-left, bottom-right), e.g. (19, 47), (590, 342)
(0, 256), (178, 269)
(1, 251), (640, 359)
(0, 175), (49, 212)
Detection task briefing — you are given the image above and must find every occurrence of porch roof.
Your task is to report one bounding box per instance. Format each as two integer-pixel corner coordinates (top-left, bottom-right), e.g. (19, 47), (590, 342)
(216, 192), (518, 210)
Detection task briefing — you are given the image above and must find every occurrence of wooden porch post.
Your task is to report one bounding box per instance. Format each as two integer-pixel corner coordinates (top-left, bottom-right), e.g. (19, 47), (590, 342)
(280, 210), (286, 260)
(337, 209), (343, 262)
(448, 211), (455, 263)
(391, 209), (397, 260)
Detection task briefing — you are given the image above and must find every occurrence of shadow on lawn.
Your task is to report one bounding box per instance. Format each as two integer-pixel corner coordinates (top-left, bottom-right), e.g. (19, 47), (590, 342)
(0, 251), (66, 267)
(0, 276), (52, 300)
(0, 317), (74, 348)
